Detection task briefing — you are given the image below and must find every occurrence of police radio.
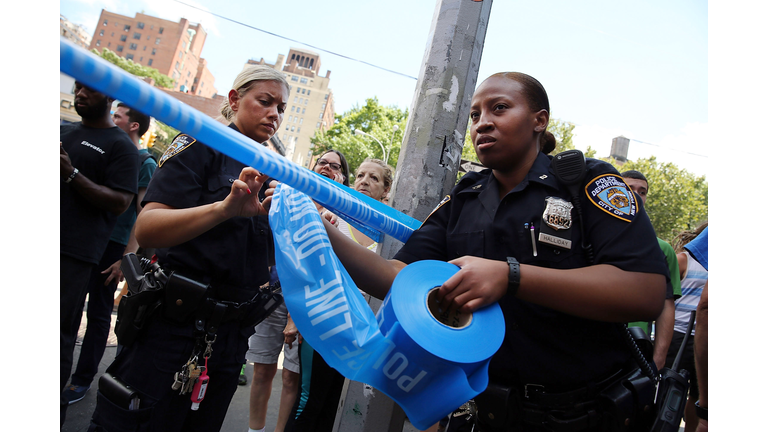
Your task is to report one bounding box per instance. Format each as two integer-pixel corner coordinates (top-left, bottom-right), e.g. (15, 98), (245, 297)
(651, 311), (696, 432)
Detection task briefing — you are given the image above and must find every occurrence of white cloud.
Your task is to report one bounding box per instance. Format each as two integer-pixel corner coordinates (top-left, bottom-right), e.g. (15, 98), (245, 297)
(573, 122), (709, 177)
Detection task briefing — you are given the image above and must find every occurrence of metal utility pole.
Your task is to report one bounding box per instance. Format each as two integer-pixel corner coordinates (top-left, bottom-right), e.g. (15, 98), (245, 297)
(333, 1), (493, 431)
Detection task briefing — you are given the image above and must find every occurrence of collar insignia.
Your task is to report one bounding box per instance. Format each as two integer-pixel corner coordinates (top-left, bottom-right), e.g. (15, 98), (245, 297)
(539, 174), (548, 180)
(585, 174), (637, 222)
(158, 134), (196, 167)
(472, 184), (482, 190)
(542, 197), (573, 230)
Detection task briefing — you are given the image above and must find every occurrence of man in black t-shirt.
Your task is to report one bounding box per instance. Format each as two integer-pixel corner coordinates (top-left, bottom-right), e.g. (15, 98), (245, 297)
(59, 82), (138, 426)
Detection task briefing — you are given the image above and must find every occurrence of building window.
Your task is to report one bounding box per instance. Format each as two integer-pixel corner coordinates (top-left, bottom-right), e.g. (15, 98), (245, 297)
(291, 126), (295, 132)
(111, 32), (115, 37)
(175, 62), (180, 70)
(305, 99), (309, 105)
(299, 118), (303, 124)
(116, 45), (124, 52)
(124, 24), (131, 31)
(143, 46), (147, 51)
(148, 59), (153, 66)
(179, 51), (184, 59)
(291, 76), (298, 82)
(299, 98), (303, 104)
(159, 27), (164, 34)
(103, 20), (108, 26)
(297, 127), (301, 133)
(307, 90), (311, 96)
(302, 108), (306, 114)
(126, 53), (134, 60)
(99, 30), (104, 36)
(137, 22), (145, 29)
(291, 106), (295, 112)
(300, 78), (308, 84)
(152, 48), (156, 55)
(133, 32), (141, 40)
(139, 57), (143, 62)
(96, 40), (101, 46)
(296, 87), (301, 93)
(61, 100), (71, 109)
(293, 97), (298, 103)
(130, 43), (137, 50)
(107, 42), (111, 47)
(147, 35), (151, 41)
(120, 34), (127, 42)
(301, 88), (306, 94)
(150, 25), (154, 30)
(155, 38), (161, 45)
(316, 122), (320, 128)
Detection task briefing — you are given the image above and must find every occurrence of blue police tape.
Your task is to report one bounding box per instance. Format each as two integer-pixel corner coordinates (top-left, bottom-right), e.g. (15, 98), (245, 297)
(59, 38), (420, 244)
(269, 184), (505, 430)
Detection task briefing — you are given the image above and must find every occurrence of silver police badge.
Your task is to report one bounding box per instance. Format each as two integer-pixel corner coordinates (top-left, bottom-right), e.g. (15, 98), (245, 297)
(543, 197), (573, 230)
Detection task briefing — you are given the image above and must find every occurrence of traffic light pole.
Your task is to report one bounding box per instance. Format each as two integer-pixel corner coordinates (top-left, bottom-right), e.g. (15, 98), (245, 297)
(333, 0), (493, 431)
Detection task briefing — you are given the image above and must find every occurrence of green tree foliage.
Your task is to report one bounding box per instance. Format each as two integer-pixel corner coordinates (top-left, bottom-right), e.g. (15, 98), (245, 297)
(91, 48), (175, 89)
(148, 120), (180, 160)
(608, 156), (708, 244)
(310, 98), (407, 173)
(549, 118), (597, 157)
(459, 117), (595, 168)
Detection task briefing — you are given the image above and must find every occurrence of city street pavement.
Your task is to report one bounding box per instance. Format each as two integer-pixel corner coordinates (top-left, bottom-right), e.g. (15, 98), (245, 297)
(61, 304), (423, 432)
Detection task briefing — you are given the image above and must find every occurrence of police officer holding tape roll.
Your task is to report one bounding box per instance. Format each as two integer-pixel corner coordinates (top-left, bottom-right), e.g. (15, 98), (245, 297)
(86, 65), (288, 432)
(322, 72), (669, 431)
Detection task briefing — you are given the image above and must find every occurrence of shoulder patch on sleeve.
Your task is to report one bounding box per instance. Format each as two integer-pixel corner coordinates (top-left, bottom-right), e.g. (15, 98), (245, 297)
(421, 195), (451, 227)
(158, 134), (196, 167)
(585, 174), (637, 222)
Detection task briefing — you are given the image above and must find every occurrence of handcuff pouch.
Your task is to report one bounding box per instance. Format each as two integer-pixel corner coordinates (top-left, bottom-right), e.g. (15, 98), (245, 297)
(163, 272), (209, 323)
(474, 382), (513, 430)
(597, 366), (655, 431)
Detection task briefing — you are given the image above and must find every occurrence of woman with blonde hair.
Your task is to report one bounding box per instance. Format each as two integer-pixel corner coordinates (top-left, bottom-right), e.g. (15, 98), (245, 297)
(87, 65), (289, 431)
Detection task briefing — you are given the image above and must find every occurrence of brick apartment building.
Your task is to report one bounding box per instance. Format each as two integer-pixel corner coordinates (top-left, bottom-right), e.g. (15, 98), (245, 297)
(88, 9), (217, 98)
(247, 48), (336, 167)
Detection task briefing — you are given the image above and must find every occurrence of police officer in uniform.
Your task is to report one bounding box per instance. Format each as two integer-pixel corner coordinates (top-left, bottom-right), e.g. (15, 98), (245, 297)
(323, 72), (669, 431)
(87, 65), (289, 432)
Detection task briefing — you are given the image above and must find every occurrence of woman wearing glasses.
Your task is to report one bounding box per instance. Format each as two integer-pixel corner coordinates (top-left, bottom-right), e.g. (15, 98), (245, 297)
(284, 151), (393, 432)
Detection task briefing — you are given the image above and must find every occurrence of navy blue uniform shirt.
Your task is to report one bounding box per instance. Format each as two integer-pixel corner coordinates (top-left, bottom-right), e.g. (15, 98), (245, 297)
(395, 152), (669, 390)
(142, 124), (271, 300)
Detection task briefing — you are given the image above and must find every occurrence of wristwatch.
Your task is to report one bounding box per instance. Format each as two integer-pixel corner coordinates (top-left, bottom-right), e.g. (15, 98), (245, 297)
(506, 257), (520, 296)
(695, 400), (707, 420)
(64, 167), (79, 184)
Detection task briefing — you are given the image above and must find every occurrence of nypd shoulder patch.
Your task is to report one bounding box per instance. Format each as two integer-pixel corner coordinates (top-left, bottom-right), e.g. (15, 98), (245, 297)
(158, 134), (196, 167)
(585, 174), (637, 222)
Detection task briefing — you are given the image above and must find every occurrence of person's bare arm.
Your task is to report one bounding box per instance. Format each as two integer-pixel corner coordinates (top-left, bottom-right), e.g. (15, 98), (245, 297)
(61, 144), (133, 215)
(322, 218), (405, 300)
(136, 168), (271, 248)
(694, 281), (708, 422)
(439, 256), (665, 321)
(653, 298), (676, 370)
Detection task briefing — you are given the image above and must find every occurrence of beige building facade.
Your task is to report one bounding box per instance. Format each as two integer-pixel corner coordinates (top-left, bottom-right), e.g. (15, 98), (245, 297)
(88, 10), (218, 98)
(246, 47), (335, 167)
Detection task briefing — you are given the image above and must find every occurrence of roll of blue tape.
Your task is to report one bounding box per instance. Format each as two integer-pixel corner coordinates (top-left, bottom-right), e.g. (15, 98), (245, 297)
(59, 38), (420, 244)
(269, 184), (504, 430)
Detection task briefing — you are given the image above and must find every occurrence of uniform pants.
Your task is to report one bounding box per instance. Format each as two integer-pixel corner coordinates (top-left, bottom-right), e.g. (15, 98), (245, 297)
(285, 341), (346, 432)
(61, 254), (96, 425)
(88, 314), (249, 432)
(70, 240), (125, 388)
